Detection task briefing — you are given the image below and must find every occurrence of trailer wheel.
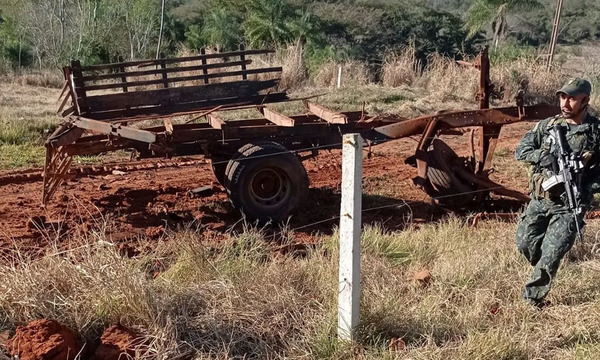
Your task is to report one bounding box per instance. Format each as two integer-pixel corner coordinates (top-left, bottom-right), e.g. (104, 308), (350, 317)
(225, 141), (309, 222)
(426, 139), (475, 207)
(210, 143), (256, 186)
(210, 157), (228, 186)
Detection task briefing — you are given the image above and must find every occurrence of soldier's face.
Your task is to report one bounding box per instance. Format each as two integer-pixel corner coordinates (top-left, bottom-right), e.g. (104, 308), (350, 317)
(560, 93), (589, 119)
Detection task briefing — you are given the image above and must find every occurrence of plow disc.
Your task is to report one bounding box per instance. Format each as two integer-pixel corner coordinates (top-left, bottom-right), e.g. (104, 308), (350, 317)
(426, 139), (476, 207)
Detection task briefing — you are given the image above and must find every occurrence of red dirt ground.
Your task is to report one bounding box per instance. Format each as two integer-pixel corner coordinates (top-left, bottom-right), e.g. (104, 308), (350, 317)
(5, 319), (80, 360)
(92, 324), (143, 360)
(0, 124), (533, 260)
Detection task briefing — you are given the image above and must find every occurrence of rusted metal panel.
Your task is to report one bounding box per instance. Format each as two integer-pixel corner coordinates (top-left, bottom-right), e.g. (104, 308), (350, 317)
(262, 107), (295, 127)
(42, 146), (73, 205)
(372, 104), (560, 140)
(79, 49), (274, 71)
(453, 167), (530, 202)
(47, 126), (84, 148)
(414, 119), (439, 187)
(304, 100), (348, 124)
(479, 125), (502, 173)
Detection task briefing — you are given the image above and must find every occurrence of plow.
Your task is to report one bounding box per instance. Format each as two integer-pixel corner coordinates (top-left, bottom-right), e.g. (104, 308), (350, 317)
(41, 47), (559, 222)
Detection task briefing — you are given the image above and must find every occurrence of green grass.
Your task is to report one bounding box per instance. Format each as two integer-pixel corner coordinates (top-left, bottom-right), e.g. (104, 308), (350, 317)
(0, 144), (46, 169)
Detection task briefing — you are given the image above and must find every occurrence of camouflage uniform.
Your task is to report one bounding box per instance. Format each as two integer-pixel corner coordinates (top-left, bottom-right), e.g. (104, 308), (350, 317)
(515, 112), (600, 303)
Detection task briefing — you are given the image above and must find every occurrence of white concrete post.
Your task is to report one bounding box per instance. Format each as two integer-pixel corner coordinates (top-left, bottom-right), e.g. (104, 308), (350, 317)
(338, 133), (363, 341)
(337, 65), (342, 88)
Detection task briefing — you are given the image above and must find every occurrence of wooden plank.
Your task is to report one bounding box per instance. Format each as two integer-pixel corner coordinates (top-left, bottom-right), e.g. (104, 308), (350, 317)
(56, 81), (69, 104)
(118, 56), (128, 92)
(163, 118), (173, 134)
(240, 44), (248, 80)
(81, 59), (252, 82)
(305, 100), (348, 124)
(87, 92), (289, 121)
(201, 48), (210, 84)
(85, 79), (280, 113)
(70, 60), (88, 115)
(160, 60), (168, 88)
(262, 107), (295, 127)
(80, 49), (275, 71)
(56, 90), (72, 115)
(60, 105), (76, 117)
(82, 67), (283, 92)
(71, 117), (157, 143)
(207, 113), (225, 129)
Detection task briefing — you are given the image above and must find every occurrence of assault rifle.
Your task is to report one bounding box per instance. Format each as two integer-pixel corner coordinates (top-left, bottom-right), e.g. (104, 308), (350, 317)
(542, 124), (585, 240)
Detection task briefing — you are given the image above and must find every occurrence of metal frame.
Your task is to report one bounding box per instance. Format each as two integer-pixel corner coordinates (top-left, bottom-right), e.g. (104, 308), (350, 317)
(43, 48), (560, 207)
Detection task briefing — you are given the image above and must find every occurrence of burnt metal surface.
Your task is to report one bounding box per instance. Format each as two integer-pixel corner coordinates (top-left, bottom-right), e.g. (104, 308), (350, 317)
(43, 47), (557, 209)
(371, 104), (559, 140)
(370, 47), (559, 204)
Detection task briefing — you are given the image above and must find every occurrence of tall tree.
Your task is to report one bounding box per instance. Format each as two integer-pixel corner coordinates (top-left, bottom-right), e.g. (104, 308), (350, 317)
(465, 0), (541, 48)
(243, 0), (294, 48)
(201, 6), (241, 51)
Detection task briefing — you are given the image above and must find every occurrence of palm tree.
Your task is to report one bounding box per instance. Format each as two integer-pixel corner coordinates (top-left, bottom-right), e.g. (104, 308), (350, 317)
(243, 0), (294, 48)
(201, 7), (241, 52)
(465, 0), (541, 48)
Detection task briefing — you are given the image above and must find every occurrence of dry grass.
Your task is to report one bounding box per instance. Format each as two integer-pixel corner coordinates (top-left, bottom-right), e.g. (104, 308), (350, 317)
(313, 60), (372, 88)
(0, 71), (64, 89)
(0, 82), (59, 169)
(416, 54), (480, 104)
(492, 57), (568, 106)
(381, 44), (422, 87)
(2, 217), (600, 359)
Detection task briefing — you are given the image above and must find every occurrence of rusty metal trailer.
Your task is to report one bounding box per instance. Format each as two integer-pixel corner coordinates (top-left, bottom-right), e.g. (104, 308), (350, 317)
(44, 47), (559, 222)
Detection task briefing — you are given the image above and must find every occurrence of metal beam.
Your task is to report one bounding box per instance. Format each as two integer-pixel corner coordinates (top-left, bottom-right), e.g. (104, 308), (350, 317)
(373, 104), (560, 140)
(262, 107), (295, 127)
(70, 116), (157, 143)
(207, 113), (226, 129)
(304, 101), (348, 124)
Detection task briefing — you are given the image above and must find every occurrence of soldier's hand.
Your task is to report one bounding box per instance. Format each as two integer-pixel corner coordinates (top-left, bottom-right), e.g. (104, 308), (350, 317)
(539, 152), (557, 168)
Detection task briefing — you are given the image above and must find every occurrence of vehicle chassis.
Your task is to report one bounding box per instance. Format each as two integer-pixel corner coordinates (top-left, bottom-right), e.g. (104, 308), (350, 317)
(44, 47), (559, 221)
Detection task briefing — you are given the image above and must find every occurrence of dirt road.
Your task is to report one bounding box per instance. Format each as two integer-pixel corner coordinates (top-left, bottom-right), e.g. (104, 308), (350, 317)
(0, 128), (531, 259)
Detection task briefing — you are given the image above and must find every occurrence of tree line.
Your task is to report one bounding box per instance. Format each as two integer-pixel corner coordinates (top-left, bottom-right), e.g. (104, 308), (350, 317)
(0, 0), (599, 72)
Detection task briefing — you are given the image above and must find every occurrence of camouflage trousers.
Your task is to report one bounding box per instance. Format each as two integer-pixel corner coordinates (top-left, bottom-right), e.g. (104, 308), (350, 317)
(515, 197), (580, 302)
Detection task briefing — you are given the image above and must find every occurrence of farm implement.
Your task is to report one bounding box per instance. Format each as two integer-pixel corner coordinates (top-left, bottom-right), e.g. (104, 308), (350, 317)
(44, 47), (559, 222)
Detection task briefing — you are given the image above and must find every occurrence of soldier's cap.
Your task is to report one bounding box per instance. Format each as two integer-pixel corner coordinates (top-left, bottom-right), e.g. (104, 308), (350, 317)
(556, 77), (592, 97)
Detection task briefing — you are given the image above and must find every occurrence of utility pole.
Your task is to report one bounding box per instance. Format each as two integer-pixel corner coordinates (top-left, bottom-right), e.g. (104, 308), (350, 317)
(156, 0), (167, 59)
(547, 0), (563, 72)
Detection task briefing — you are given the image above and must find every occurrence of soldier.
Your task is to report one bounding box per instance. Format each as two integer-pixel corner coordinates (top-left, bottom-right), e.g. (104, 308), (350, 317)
(515, 77), (600, 307)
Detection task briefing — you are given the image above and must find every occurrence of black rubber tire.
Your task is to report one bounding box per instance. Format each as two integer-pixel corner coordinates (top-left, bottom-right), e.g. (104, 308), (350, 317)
(210, 157), (229, 186)
(223, 143), (255, 186)
(211, 143), (257, 186)
(224, 141), (309, 223)
(426, 139), (475, 207)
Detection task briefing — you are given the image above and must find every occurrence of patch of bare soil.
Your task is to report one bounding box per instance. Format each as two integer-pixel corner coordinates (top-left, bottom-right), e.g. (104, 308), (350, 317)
(5, 319), (80, 360)
(92, 324), (144, 360)
(0, 125), (535, 259)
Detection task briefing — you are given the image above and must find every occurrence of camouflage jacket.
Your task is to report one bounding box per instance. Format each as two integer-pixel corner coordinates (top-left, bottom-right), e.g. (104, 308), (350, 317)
(515, 113), (600, 206)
